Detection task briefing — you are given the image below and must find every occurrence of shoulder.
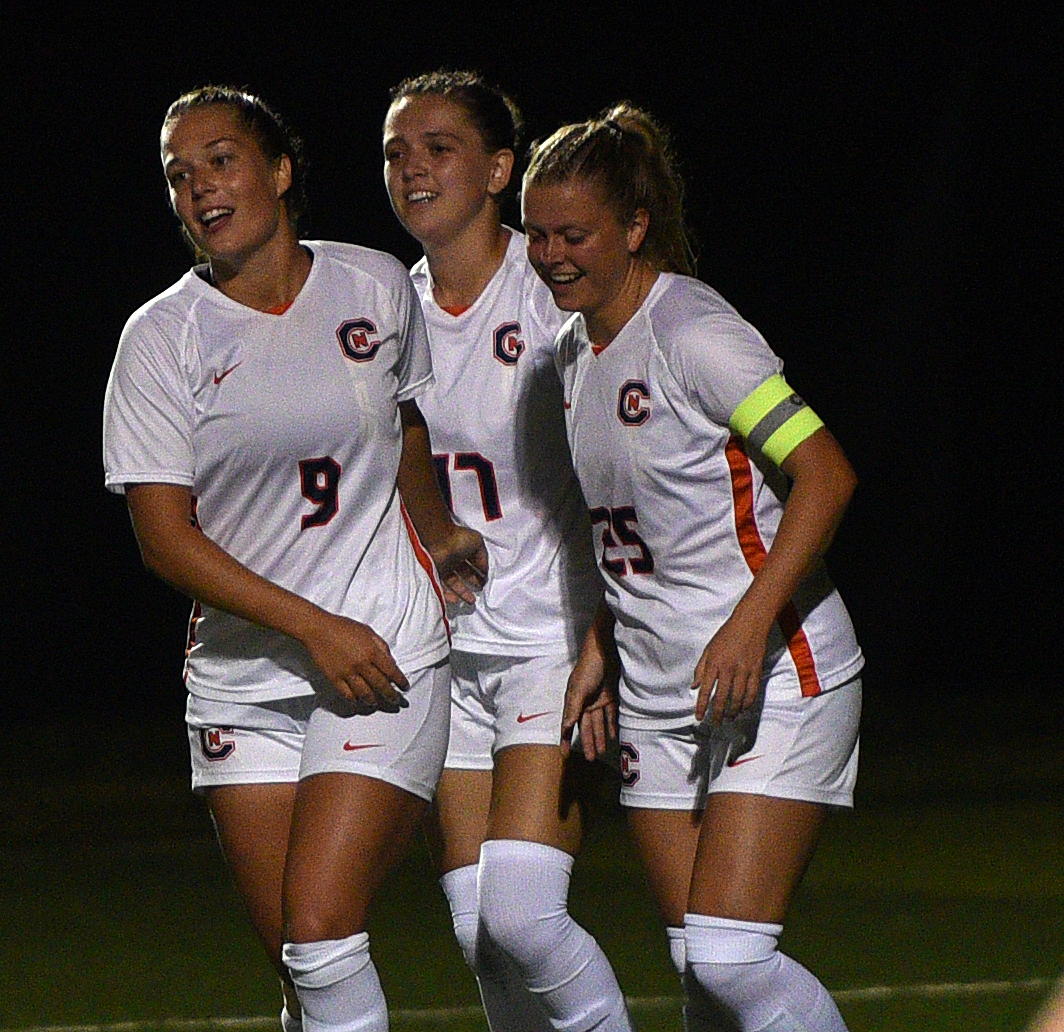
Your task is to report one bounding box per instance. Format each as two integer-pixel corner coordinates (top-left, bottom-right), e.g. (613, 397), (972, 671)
(641, 276), (784, 423)
(306, 240), (414, 292)
(119, 269), (209, 347)
(646, 274), (776, 368)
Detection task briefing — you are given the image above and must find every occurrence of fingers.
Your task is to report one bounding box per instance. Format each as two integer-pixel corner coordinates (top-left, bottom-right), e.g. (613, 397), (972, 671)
(440, 558), (487, 605)
(695, 664), (759, 725)
(330, 632), (410, 713)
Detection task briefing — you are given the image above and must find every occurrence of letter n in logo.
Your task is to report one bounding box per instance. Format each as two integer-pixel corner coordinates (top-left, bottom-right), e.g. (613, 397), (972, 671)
(200, 727), (236, 762)
(617, 380), (651, 425)
(337, 319), (383, 362)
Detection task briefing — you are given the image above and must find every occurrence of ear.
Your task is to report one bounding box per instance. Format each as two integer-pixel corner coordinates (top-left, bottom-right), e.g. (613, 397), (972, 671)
(274, 153), (293, 199)
(626, 208), (650, 255)
(487, 149), (516, 198)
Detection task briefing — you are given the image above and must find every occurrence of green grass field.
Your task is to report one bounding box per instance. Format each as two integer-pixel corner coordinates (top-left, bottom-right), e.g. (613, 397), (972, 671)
(4, 722), (1063, 1032)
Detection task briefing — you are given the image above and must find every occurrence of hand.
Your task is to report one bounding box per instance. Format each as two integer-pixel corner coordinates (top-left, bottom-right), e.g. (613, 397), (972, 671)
(693, 609), (769, 725)
(430, 525), (489, 605)
(303, 612), (410, 713)
(561, 645), (618, 761)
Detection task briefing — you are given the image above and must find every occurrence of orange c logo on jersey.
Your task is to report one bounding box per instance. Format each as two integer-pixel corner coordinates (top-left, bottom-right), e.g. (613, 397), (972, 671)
(337, 318), (383, 362)
(618, 380), (651, 425)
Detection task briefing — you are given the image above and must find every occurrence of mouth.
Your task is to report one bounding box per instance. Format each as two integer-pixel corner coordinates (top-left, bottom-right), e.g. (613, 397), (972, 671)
(199, 207), (235, 229)
(546, 270), (582, 287)
(405, 190), (437, 205)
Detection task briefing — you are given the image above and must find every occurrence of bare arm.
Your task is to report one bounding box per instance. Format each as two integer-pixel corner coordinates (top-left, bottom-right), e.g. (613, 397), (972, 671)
(396, 399), (488, 603)
(694, 427), (857, 723)
(125, 482), (410, 711)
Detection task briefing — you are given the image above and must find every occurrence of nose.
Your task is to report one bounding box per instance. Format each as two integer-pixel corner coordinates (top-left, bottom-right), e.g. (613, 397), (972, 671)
(543, 235), (564, 265)
(189, 167), (215, 200)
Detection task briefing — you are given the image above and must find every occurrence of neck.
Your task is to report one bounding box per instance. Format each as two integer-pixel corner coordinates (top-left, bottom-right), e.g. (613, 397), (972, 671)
(585, 261), (660, 348)
(424, 219), (510, 311)
(209, 226), (312, 312)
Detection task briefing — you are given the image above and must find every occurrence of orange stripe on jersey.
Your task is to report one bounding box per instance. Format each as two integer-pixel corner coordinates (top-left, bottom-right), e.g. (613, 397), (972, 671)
(399, 499), (450, 643)
(725, 437), (821, 696)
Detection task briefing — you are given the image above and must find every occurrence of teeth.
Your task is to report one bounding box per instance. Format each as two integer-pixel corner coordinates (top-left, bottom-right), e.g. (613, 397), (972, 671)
(201, 207), (233, 224)
(407, 191), (436, 203)
(550, 272), (580, 284)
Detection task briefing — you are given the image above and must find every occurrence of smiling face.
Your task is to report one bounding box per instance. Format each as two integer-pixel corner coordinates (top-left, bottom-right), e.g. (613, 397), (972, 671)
(382, 93), (512, 252)
(161, 104), (292, 268)
(522, 176), (650, 341)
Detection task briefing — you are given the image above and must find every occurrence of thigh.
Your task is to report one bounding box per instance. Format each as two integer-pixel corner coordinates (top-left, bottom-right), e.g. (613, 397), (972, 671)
(283, 662), (450, 942)
(283, 771), (428, 942)
(626, 806), (703, 928)
(207, 781), (298, 972)
(488, 744), (582, 855)
(689, 792), (826, 924)
(427, 766), (494, 873)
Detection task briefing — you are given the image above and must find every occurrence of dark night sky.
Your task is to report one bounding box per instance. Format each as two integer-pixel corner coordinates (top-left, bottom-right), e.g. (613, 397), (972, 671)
(4, 7), (1060, 739)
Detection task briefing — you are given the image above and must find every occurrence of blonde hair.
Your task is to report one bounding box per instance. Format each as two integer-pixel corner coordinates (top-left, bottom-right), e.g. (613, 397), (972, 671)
(524, 103), (695, 275)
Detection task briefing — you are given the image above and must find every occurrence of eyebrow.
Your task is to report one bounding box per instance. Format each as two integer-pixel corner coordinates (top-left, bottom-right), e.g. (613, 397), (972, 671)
(163, 135), (240, 170)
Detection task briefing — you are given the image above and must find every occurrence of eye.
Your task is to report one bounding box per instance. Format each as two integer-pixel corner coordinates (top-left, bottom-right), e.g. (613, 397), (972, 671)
(564, 232), (587, 245)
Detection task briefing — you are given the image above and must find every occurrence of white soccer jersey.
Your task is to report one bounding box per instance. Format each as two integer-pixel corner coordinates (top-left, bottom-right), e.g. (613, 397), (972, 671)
(103, 241), (449, 703)
(556, 273), (864, 730)
(411, 231), (601, 655)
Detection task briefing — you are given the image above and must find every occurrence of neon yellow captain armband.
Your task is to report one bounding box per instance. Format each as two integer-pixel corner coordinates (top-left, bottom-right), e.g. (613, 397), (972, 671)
(729, 374), (825, 466)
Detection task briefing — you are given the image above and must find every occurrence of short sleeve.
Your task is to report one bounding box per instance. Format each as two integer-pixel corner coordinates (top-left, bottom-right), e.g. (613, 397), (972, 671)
(102, 308), (196, 494)
(392, 266), (434, 402)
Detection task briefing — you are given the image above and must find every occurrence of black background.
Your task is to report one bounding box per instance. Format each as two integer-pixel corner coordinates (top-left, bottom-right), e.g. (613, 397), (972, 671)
(4, 7), (1060, 743)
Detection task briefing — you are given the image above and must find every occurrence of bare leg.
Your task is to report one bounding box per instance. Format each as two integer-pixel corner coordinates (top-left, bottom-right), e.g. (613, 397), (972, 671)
(207, 783), (301, 1022)
(629, 794), (844, 1032)
(282, 771), (427, 941)
(477, 745), (633, 1031)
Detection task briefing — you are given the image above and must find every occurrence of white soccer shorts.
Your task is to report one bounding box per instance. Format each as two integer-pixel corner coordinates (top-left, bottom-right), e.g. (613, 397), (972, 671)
(617, 677), (861, 810)
(444, 648), (576, 769)
(186, 660), (451, 801)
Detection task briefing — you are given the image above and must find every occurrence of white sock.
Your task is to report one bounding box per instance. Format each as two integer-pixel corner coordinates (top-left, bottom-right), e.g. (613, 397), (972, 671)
(667, 926), (686, 979)
(478, 839), (634, 1031)
(683, 914), (847, 1032)
(440, 863), (552, 1032)
(282, 932), (387, 1032)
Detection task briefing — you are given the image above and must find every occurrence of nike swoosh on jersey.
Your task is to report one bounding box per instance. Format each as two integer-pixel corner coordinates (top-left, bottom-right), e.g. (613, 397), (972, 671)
(726, 754), (763, 768)
(343, 742), (384, 751)
(213, 362), (243, 385)
(516, 711), (552, 724)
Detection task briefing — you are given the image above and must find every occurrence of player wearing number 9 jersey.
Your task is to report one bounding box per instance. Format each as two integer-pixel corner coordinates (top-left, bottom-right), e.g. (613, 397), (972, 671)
(524, 104), (863, 1032)
(103, 86), (487, 1032)
(105, 237), (448, 700)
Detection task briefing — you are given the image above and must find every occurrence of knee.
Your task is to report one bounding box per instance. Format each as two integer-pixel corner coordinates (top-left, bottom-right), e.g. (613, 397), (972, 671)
(683, 914), (783, 1014)
(477, 839), (573, 962)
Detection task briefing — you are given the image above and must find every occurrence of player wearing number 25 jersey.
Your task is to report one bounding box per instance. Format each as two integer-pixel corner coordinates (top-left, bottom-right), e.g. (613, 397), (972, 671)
(103, 239), (449, 702)
(555, 271), (863, 730)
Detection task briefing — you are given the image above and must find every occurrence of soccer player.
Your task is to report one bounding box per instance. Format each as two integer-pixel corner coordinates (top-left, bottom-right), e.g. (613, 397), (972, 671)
(103, 86), (486, 1032)
(522, 104), (864, 1032)
(382, 71), (634, 1031)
